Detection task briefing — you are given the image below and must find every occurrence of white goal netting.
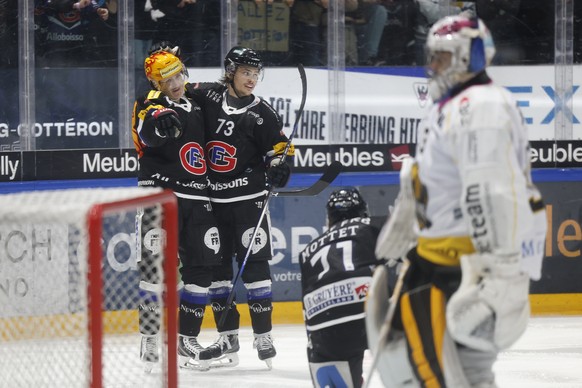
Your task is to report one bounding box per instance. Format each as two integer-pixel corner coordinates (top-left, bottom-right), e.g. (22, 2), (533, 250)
(0, 187), (178, 388)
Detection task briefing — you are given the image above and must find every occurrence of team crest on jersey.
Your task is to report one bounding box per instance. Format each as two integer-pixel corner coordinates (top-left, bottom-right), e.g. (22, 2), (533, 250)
(241, 227), (267, 254)
(180, 142), (206, 175)
(144, 228), (165, 254)
(204, 227), (220, 254)
(206, 140), (238, 172)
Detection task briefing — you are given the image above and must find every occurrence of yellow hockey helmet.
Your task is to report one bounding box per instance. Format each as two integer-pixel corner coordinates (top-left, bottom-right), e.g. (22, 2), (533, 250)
(144, 51), (183, 82)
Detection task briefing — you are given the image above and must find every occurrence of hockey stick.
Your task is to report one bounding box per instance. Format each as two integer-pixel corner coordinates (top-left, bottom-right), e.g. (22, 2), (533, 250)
(363, 258), (411, 388)
(218, 64), (307, 327)
(274, 161), (343, 197)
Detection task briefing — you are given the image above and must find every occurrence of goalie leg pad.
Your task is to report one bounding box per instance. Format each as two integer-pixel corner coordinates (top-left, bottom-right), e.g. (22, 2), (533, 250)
(446, 253), (530, 352)
(365, 265), (420, 387)
(376, 333), (421, 388)
(309, 361), (355, 388)
(365, 265), (390, 354)
(441, 329), (473, 388)
(453, 343), (497, 387)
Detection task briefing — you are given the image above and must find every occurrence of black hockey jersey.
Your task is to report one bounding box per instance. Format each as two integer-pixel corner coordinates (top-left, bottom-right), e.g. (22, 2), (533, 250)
(300, 217), (380, 331)
(131, 90), (210, 199)
(186, 82), (290, 202)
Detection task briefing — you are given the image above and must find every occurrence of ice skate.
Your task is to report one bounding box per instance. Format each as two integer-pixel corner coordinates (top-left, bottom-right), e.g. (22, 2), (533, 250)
(198, 330), (240, 368)
(253, 332), (276, 369)
(178, 335), (210, 371)
(140, 335), (159, 373)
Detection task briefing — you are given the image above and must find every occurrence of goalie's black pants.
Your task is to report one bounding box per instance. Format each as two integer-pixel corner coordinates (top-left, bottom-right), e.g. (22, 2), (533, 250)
(392, 248), (462, 387)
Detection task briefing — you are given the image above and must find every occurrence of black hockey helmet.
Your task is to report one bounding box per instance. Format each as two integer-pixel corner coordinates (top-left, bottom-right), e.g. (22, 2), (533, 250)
(326, 187), (369, 226)
(224, 46), (264, 76)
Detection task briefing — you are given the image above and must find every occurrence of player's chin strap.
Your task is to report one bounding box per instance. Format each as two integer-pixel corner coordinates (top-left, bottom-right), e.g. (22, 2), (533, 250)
(228, 75), (245, 99)
(217, 64), (308, 328)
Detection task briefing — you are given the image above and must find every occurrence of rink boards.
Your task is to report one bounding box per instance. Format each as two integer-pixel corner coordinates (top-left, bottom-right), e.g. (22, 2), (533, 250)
(0, 168), (581, 321)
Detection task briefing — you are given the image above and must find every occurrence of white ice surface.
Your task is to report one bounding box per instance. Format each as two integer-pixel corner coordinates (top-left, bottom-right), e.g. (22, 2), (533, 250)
(152, 316), (582, 388)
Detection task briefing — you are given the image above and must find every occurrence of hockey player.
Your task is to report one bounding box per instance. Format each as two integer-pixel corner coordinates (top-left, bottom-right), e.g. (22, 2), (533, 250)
(301, 188), (381, 388)
(132, 51), (221, 371)
(183, 46), (293, 368)
(369, 16), (547, 387)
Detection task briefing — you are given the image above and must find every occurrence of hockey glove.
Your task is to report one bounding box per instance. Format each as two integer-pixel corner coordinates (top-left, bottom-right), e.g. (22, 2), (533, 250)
(149, 108), (183, 140)
(446, 252), (530, 353)
(266, 156), (291, 188)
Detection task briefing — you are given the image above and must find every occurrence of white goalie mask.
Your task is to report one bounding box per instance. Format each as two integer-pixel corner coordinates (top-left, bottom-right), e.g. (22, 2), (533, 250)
(425, 16), (496, 101)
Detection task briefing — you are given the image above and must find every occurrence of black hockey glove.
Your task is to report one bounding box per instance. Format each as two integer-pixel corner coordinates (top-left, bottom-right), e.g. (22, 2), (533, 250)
(266, 157), (291, 188)
(149, 108), (182, 140)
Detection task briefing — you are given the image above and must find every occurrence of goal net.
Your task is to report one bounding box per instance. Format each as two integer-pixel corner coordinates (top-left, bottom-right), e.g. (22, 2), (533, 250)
(0, 187), (178, 388)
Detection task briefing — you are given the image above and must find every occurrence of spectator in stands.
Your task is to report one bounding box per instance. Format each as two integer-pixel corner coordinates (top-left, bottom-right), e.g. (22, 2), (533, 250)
(240, 0), (295, 66)
(287, 0), (328, 66)
(513, 1), (554, 64)
(34, 0), (116, 67)
(153, 0), (220, 67)
(0, 0), (17, 68)
(475, 0), (522, 64)
(411, 0), (471, 65)
(321, 0), (360, 66)
(344, 0), (364, 66)
(356, 0), (388, 66)
(377, 0), (416, 65)
(135, 0), (161, 70)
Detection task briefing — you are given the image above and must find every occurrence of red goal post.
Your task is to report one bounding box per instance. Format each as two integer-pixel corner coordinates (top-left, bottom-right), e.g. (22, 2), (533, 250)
(0, 187), (178, 388)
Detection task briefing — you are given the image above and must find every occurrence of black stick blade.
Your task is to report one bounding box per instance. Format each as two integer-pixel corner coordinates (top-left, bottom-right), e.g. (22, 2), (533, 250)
(275, 161), (343, 197)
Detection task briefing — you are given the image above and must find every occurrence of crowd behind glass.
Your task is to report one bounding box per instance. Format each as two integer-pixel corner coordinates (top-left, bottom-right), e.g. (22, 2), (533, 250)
(1, 0), (580, 69)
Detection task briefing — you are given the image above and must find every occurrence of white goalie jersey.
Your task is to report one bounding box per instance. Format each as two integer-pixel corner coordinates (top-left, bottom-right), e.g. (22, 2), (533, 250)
(414, 82), (546, 280)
